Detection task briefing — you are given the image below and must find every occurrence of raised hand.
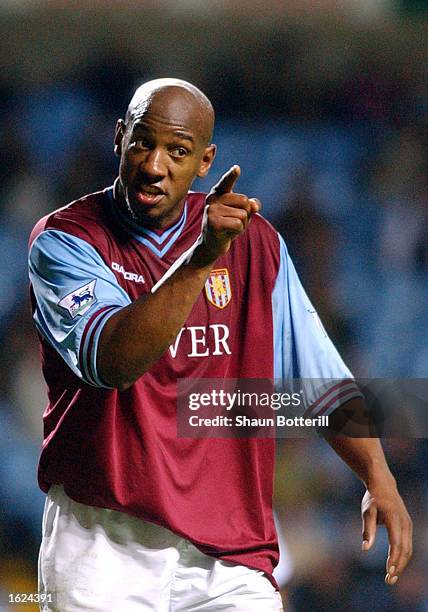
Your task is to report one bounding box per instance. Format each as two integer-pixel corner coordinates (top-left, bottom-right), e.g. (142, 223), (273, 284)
(193, 165), (261, 266)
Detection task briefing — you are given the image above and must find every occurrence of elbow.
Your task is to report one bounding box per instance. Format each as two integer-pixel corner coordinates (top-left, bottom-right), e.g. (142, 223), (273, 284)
(96, 341), (136, 390)
(96, 328), (155, 390)
(97, 366), (137, 392)
(96, 357), (151, 391)
(115, 381), (134, 392)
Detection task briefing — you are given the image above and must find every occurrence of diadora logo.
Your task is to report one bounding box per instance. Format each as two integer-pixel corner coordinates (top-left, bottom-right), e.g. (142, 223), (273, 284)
(112, 262), (145, 284)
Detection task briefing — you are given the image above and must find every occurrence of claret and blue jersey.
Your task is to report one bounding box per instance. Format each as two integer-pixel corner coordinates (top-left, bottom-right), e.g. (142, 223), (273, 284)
(28, 184), (361, 586)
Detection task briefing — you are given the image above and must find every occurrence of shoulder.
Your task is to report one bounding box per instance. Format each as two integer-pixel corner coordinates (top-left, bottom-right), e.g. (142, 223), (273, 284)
(29, 187), (112, 251)
(228, 213), (282, 285)
(249, 213), (280, 241)
(244, 213), (281, 260)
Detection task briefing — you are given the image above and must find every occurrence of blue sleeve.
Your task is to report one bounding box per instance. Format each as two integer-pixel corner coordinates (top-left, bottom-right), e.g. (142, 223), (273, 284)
(28, 229), (131, 388)
(272, 233), (362, 416)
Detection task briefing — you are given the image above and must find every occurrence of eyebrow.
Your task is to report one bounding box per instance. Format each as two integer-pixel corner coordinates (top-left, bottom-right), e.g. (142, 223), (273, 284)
(172, 130), (194, 143)
(132, 122), (195, 144)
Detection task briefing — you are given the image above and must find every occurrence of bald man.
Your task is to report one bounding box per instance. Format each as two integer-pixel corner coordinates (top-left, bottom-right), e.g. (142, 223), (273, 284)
(29, 78), (412, 611)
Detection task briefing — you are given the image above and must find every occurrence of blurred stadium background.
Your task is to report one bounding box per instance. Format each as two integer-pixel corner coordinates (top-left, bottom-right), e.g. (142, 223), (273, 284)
(0, 1), (427, 610)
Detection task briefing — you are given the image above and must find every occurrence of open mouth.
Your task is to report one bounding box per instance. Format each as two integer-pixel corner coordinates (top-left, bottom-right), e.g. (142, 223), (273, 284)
(135, 185), (165, 206)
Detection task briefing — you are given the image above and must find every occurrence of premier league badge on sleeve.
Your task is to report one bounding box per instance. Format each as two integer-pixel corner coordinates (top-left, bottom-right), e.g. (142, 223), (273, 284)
(205, 269), (232, 309)
(59, 280), (97, 318)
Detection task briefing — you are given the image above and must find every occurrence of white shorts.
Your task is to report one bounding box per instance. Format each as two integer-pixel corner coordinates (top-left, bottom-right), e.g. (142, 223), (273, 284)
(38, 485), (283, 611)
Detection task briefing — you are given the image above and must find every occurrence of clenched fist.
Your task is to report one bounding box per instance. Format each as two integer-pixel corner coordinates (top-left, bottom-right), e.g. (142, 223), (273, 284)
(192, 165), (261, 267)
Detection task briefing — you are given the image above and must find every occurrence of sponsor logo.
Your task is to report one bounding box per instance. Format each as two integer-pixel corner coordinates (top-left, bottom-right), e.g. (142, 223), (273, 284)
(112, 262), (145, 284)
(58, 280), (96, 318)
(169, 324), (231, 358)
(205, 268), (232, 309)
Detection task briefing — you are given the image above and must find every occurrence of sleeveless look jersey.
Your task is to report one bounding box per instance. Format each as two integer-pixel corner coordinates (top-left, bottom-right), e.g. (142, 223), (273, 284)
(28, 185), (361, 585)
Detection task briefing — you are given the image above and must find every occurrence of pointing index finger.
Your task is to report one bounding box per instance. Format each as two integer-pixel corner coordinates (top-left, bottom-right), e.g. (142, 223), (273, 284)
(212, 165), (241, 195)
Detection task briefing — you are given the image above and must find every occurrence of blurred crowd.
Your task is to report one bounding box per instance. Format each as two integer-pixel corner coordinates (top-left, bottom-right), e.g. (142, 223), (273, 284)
(0, 8), (427, 611)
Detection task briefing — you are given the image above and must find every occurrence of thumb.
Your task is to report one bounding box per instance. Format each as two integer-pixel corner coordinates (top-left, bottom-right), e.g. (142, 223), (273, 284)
(211, 165), (241, 195)
(362, 506), (378, 552)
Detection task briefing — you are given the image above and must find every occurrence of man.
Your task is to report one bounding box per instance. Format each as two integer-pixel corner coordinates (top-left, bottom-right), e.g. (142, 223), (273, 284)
(29, 78), (412, 611)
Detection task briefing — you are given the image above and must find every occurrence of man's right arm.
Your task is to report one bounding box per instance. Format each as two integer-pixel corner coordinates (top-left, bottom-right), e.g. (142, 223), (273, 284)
(97, 166), (260, 390)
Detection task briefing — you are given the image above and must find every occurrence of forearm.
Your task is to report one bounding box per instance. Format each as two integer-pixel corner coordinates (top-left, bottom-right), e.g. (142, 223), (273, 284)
(322, 397), (395, 488)
(98, 254), (213, 389)
(325, 435), (396, 490)
(325, 400), (413, 583)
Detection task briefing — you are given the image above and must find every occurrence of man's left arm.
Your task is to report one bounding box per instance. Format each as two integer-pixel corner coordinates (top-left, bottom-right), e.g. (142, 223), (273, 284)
(273, 234), (413, 585)
(323, 414), (413, 585)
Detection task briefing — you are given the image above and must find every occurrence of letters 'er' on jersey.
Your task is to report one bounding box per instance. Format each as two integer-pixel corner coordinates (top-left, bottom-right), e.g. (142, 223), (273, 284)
(28, 185), (361, 586)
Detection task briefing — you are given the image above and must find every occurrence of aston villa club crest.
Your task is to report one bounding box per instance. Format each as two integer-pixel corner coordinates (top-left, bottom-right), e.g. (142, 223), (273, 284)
(205, 269), (232, 309)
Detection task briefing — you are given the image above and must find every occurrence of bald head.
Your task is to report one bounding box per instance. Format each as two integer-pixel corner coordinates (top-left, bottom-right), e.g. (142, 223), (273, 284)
(125, 78), (215, 145)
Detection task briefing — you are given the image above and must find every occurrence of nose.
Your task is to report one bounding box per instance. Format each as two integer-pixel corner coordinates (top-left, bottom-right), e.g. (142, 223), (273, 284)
(140, 147), (167, 181)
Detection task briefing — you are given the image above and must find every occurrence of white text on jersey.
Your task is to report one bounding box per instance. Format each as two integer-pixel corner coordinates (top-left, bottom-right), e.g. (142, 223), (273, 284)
(169, 324), (231, 358)
(112, 262), (145, 284)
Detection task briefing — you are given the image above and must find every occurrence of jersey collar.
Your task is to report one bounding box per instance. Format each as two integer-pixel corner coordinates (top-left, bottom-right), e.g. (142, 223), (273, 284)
(106, 184), (188, 258)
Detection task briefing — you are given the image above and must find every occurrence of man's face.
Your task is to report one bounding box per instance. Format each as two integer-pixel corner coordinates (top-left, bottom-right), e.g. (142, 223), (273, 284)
(114, 90), (216, 229)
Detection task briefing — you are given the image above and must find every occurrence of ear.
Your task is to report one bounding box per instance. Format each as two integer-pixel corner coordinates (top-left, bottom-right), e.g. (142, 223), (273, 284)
(114, 119), (126, 157)
(197, 144), (216, 178)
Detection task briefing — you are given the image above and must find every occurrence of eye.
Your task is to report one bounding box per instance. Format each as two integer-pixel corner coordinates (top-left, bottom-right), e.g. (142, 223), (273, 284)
(170, 146), (189, 159)
(130, 139), (150, 150)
